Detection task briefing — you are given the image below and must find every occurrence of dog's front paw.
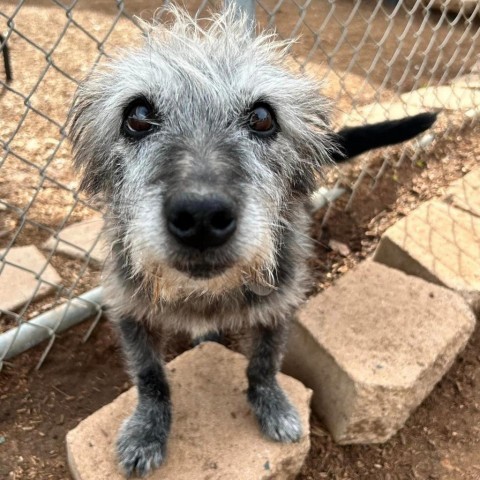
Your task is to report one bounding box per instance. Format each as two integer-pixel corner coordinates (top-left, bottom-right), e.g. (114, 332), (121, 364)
(116, 411), (168, 477)
(248, 384), (303, 443)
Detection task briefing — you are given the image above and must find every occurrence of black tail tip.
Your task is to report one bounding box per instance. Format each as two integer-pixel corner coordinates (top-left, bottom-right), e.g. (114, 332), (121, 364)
(409, 111), (440, 132)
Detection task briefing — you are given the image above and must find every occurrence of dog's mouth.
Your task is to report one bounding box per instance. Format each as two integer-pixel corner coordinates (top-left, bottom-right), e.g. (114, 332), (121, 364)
(173, 263), (230, 279)
(170, 258), (234, 279)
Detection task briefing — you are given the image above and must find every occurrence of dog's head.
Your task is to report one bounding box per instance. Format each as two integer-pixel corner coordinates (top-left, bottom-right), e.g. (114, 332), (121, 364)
(70, 7), (333, 296)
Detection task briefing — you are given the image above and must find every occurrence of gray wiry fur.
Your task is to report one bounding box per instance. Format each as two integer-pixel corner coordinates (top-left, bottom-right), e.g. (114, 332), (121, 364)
(70, 7), (333, 477)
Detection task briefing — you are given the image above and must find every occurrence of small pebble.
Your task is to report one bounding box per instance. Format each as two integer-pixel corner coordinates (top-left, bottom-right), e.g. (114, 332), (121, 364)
(328, 239), (351, 257)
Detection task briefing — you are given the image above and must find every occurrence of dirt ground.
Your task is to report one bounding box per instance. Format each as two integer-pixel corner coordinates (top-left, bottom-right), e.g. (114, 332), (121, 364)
(1, 258), (480, 480)
(1, 0), (480, 478)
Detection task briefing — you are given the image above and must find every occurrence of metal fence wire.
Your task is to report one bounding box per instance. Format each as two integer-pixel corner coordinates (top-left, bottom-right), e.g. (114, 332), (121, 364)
(0, 0), (479, 368)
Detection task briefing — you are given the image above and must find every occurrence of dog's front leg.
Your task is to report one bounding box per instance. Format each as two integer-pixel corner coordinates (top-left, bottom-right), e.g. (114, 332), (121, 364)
(116, 317), (171, 477)
(247, 321), (303, 443)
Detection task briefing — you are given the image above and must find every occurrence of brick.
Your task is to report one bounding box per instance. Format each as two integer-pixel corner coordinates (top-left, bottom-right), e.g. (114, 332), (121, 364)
(0, 245), (62, 312)
(44, 217), (107, 265)
(67, 343), (312, 480)
(444, 168), (480, 218)
(374, 200), (480, 294)
(283, 261), (475, 444)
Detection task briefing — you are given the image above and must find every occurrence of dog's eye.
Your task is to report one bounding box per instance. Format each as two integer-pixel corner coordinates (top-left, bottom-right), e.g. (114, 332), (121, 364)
(247, 104), (277, 137)
(123, 100), (156, 138)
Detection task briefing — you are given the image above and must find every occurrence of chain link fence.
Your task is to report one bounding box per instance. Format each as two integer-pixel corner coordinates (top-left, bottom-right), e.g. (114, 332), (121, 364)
(1, 0), (479, 369)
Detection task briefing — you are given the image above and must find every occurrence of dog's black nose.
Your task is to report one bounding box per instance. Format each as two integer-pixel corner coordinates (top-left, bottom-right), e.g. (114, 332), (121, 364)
(165, 194), (237, 250)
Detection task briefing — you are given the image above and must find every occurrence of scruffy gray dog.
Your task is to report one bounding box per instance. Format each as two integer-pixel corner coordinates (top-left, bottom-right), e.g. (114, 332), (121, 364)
(70, 6), (436, 477)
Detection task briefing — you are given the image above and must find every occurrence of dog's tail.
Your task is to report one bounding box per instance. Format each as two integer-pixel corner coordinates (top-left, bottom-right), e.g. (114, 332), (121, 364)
(332, 111), (438, 162)
(1, 34), (12, 83)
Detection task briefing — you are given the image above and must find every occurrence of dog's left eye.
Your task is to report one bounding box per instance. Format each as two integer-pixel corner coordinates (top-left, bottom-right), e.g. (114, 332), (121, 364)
(123, 100), (156, 138)
(247, 104), (277, 137)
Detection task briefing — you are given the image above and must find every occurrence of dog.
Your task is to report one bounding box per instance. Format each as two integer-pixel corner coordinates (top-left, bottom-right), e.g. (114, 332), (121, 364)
(69, 7), (436, 477)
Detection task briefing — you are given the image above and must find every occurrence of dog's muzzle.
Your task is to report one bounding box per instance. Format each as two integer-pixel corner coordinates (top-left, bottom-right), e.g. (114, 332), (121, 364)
(165, 192), (237, 251)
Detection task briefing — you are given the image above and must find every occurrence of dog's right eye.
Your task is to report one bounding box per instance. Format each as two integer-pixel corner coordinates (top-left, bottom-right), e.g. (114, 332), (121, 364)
(246, 103), (278, 138)
(123, 101), (156, 138)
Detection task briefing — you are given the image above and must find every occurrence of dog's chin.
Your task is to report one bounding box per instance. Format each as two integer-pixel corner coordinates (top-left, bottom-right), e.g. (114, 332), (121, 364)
(171, 261), (232, 279)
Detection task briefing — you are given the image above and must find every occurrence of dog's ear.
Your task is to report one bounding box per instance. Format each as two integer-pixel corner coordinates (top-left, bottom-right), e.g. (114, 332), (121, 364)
(281, 97), (336, 195)
(69, 72), (119, 195)
(294, 93), (336, 166)
(265, 81), (334, 196)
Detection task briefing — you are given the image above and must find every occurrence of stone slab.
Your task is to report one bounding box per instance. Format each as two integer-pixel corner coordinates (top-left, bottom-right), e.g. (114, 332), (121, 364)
(400, 86), (480, 111)
(0, 245), (62, 312)
(67, 342), (312, 480)
(444, 168), (480, 217)
(451, 73), (480, 90)
(434, 0), (479, 14)
(342, 101), (428, 128)
(404, 0), (480, 14)
(43, 217), (107, 265)
(283, 260), (475, 444)
(374, 200), (480, 295)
